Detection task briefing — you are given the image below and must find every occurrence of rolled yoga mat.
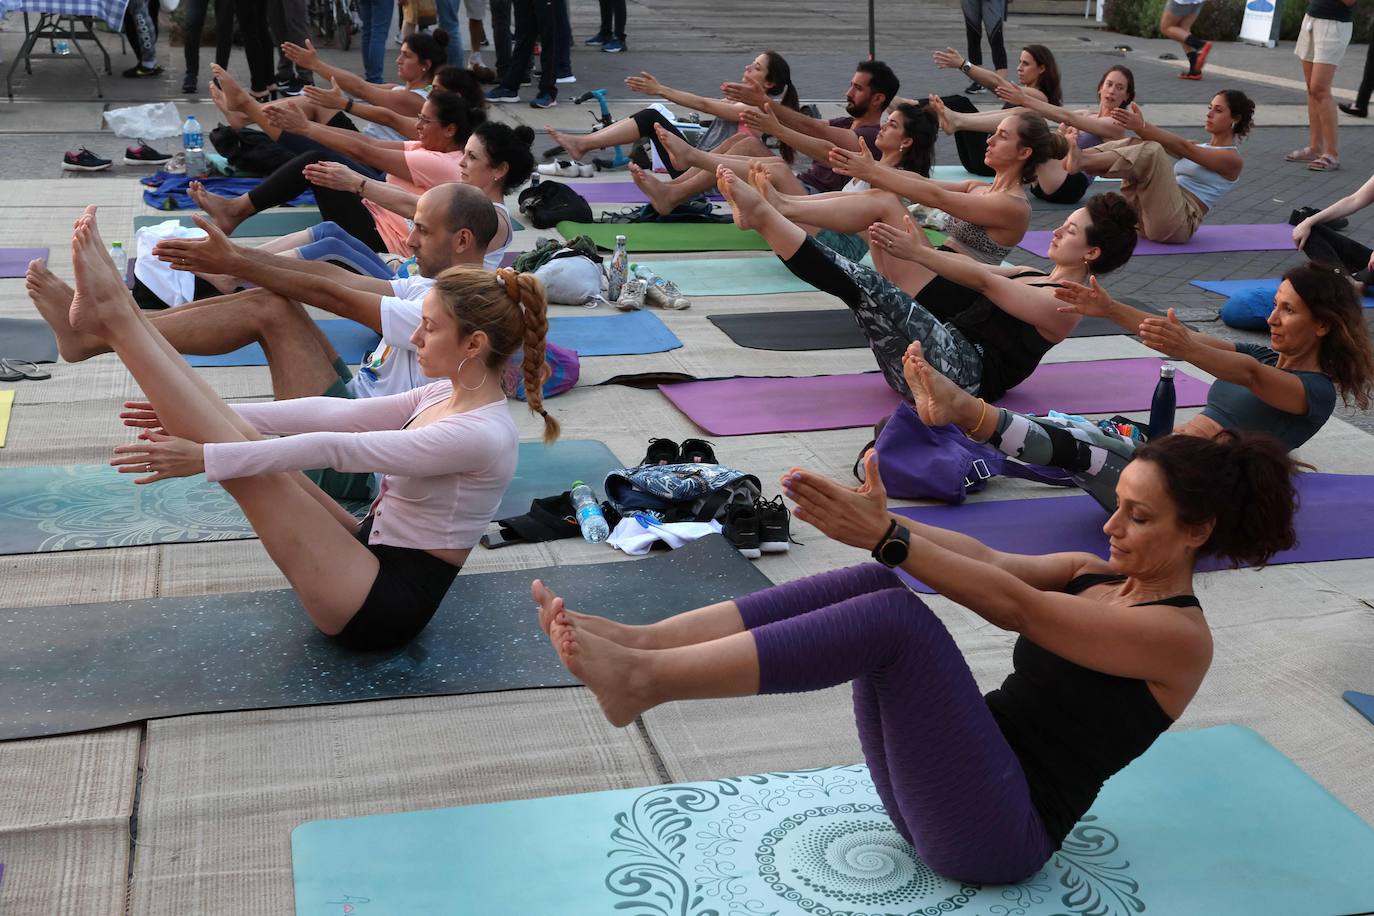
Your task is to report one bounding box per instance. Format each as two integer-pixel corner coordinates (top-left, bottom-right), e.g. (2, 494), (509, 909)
(0, 534), (770, 741)
(558, 221), (771, 252)
(708, 309), (867, 351)
(291, 726), (1374, 916)
(1345, 690), (1374, 728)
(0, 440), (623, 555)
(1019, 223), (1295, 258)
(1193, 277), (1374, 308)
(135, 210), (323, 238)
(184, 319), (381, 367)
(0, 318), (59, 363)
(547, 310), (682, 356)
(567, 180), (724, 204)
(659, 359), (1211, 436)
(0, 247), (49, 277)
(892, 472), (1374, 593)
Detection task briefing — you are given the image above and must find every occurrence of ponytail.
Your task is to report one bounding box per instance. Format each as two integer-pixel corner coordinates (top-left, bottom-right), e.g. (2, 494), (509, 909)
(507, 270), (561, 444)
(761, 50), (801, 164)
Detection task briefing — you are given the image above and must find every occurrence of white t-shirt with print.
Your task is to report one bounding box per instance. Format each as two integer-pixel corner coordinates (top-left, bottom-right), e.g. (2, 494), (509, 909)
(347, 274), (436, 399)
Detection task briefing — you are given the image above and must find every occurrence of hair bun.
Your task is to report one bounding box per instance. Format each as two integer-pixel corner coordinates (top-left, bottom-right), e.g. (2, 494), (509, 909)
(514, 124), (536, 145)
(432, 29), (450, 49)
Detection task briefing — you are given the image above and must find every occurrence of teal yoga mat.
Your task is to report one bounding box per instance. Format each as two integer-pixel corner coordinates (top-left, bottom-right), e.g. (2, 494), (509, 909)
(558, 221), (771, 252)
(0, 440), (621, 555)
(292, 725), (1374, 916)
(638, 257), (815, 297)
(134, 210), (322, 238)
(547, 310), (681, 356)
(184, 319), (380, 367)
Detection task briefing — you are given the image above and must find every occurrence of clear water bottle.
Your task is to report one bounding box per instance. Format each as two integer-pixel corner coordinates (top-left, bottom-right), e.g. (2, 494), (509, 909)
(55, 39), (72, 56)
(632, 263), (691, 310)
(570, 480), (609, 543)
(1147, 362), (1177, 441)
(607, 234), (628, 302)
(108, 242), (127, 284)
(182, 116), (207, 179)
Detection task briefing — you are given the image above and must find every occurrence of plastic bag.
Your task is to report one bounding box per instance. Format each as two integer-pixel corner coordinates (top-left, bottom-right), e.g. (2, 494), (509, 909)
(134, 219), (207, 307)
(103, 102), (182, 140)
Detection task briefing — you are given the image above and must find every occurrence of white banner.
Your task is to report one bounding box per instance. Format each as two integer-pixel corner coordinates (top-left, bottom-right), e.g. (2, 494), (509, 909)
(1240, 0), (1283, 47)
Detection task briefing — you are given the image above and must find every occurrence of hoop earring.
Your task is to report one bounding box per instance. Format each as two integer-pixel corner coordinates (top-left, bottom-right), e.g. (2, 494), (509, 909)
(456, 356), (489, 392)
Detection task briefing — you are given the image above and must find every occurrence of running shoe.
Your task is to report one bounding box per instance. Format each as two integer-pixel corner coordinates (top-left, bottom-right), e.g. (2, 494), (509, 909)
(614, 277), (646, 310)
(1194, 40), (1213, 76)
(556, 74), (577, 84)
(530, 92), (557, 109)
(755, 495), (794, 553)
(122, 63), (163, 78)
(639, 438), (680, 466)
(180, 72), (197, 94)
(678, 438), (717, 464)
(124, 139), (172, 166)
(585, 32), (611, 45)
(964, 80), (985, 94)
(62, 148), (112, 172)
(602, 38), (626, 53)
(487, 86), (520, 103)
(722, 503), (762, 559)
(536, 159), (593, 177)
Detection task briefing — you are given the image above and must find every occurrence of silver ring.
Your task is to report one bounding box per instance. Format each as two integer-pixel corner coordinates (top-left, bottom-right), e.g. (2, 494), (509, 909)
(145, 463), (152, 472)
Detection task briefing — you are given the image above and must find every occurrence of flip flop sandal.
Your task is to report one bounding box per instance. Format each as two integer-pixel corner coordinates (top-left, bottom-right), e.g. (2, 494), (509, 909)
(1285, 147), (1319, 162)
(0, 359), (51, 381)
(1308, 155), (1341, 172)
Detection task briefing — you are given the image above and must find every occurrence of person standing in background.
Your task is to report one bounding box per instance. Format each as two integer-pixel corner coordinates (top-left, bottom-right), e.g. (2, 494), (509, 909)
(552, 0), (574, 83)
(959, 0), (1008, 93)
(1287, 0), (1357, 172)
(466, 0), (490, 69)
(486, 0), (559, 109)
(434, 0), (469, 66)
(1338, 20), (1374, 118)
(1160, 0), (1213, 79)
(585, 0), (626, 53)
(121, 0), (162, 78)
(181, 0), (276, 95)
(268, 0), (316, 95)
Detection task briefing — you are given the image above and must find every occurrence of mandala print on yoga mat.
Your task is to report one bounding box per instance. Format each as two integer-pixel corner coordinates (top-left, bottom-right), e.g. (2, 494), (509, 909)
(603, 765), (1145, 916)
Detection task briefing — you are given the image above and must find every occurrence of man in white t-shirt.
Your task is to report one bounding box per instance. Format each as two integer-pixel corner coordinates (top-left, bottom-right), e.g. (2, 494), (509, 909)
(1160, 0), (1213, 79)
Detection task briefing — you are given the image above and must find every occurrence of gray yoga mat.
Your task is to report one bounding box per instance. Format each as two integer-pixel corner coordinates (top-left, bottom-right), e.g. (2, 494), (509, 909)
(134, 210), (323, 238)
(0, 318), (60, 363)
(0, 534), (771, 741)
(708, 310), (866, 351)
(0, 441), (623, 555)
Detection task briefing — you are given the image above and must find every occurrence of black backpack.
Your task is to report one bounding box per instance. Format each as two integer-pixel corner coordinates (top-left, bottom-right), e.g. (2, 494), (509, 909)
(517, 180), (593, 229)
(208, 125), (297, 177)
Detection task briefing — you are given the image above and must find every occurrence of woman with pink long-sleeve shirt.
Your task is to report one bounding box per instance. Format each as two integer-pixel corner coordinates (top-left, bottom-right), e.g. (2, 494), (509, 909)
(61, 207), (557, 649)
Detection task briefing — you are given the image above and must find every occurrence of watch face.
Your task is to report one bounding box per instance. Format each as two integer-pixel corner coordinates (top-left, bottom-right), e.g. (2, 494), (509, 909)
(879, 538), (907, 567)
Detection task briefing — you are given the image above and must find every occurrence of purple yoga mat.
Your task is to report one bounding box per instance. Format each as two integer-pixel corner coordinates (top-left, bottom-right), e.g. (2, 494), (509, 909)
(892, 473), (1374, 593)
(0, 248), (48, 277)
(1018, 224), (1293, 258)
(569, 181), (723, 204)
(498, 250), (522, 269)
(661, 359), (1210, 436)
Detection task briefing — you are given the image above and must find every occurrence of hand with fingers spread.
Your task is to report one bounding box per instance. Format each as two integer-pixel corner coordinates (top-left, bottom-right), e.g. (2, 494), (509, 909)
(281, 39), (322, 72)
(1054, 276), (1114, 317)
(867, 214), (928, 263)
(264, 102), (309, 134)
(1111, 101), (1147, 134)
(828, 140), (881, 181)
(152, 214), (240, 275)
(303, 78), (348, 110)
(1138, 308), (1202, 361)
(739, 102), (781, 136)
(120, 400), (166, 437)
(932, 47), (966, 71)
(111, 431), (205, 484)
(303, 159), (367, 192)
(721, 79), (768, 108)
(624, 71), (664, 96)
(781, 451), (894, 552)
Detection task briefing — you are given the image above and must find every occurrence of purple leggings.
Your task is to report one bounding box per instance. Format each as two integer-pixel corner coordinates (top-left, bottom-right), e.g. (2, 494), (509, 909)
(736, 563), (1055, 884)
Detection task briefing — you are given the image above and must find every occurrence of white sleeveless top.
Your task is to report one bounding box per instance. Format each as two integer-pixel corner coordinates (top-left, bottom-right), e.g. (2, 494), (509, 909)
(1174, 143), (1238, 211)
(359, 86), (431, 142)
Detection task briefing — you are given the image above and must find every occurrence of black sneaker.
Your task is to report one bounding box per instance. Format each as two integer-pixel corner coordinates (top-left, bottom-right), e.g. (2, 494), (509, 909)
(722, 503), (762, 559)
(276, 79), (307, 97)
(123, 63), (164, 78)
(678, 438), (717, 464)
(964, 80), (985, 94)
(181, 72), (198, 94)
(640, 438), (679, 466)
(755, 495), (794, 554)
(124, 139), (172, 166)
(62, 148), (112, 172)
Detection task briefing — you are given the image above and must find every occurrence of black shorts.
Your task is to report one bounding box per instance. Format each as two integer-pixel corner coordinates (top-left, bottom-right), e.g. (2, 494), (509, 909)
(1030, 170), (1093, 206)
(331, 516), (462, 651)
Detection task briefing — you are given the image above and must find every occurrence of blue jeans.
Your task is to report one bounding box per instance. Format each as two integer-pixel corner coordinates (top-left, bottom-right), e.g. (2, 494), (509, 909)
(358, 0), (397, 83)
(435, 0), (469, 66)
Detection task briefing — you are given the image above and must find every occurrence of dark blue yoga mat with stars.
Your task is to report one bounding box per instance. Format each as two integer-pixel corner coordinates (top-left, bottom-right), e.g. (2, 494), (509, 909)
(0, 534), (771, 741)
(290, 726), (1374, 916)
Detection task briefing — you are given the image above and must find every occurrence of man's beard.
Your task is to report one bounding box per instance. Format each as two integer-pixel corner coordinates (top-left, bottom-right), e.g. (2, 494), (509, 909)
(845, 100), (865, 118)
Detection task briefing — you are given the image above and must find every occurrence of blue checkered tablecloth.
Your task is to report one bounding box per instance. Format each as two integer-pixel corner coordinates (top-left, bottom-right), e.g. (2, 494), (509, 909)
(0, 0), (131, 32)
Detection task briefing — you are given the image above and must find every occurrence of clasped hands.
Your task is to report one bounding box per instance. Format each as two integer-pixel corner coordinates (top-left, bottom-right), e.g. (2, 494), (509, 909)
(111, 401), (204, 484)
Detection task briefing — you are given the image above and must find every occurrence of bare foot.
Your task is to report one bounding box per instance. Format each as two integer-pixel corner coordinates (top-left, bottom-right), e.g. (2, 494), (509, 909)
(928, 94), (956, 135)
(715, 166), (770, 232)
(208, 80), (251, 129)
(746, 161), (786, 210)
(653, 123), (695, 173)
(69, 207), (134, 338)
(628, 162), (678, 216)
(188, 180), (250, 235)
(545, 125), (590, 162)
(548, 609), (658, 727)
(26, 260), (106, 361)
(210, 63), (253, 112)
(532, 579), (657, 648)
(903, 340), (971, 429)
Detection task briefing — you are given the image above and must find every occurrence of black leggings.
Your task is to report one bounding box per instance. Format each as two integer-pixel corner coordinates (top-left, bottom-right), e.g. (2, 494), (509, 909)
(941, 95), (995, 178)
(247, 147), (388, 251)
(1030, 170), (1092, 205)
(630, 108), (693, 178)
(1302, 222), (1372, 276)
(962, 0), (1008, 71)
(333, 515), (461, 650)
(597, 0), (626, 38)
(182, 0), (274, 90)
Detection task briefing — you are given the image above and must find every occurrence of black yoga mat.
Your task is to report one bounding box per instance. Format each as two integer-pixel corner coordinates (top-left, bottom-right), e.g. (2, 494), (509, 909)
(707, 310), (867, 352)
(0, 318), (59, 363)
(0, 534), (772, 741)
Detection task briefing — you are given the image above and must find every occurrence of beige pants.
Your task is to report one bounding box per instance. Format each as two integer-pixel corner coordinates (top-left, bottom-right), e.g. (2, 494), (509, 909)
(1089, 138), (1206, 244)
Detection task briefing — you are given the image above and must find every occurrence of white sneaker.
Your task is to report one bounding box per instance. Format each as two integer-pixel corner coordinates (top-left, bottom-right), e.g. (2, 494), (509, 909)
(536, 159), (593, 177)
(556, 74), (577, 84)
(467, 51), (484, 69)
(615, 278), (647, 311)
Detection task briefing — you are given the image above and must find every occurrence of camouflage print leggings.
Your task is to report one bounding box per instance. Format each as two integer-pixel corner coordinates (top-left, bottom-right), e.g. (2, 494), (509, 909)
(781, 238), (984, 399)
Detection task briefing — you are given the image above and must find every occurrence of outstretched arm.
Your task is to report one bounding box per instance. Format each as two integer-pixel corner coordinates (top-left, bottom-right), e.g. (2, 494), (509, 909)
(995, 85), (1128, 140)
(303, 161), (420, 219)
(833, 145), (1026, 232)
(932, 46), (1046, 101)
(283, 41), (418, 112)
(302, 80), (422, 138)
(626, 71), (744, 121)
(1114, 103), (1242, 180)
(722, 79), (848, 139)
(739, 105), (851, 162)
(1293, 172), (1374, 248)
(1054, 277), (1240, 349)
(265, 105), (414, 179)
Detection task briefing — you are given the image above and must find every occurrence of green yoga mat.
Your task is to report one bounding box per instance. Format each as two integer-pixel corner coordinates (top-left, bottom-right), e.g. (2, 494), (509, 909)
(0, 535), (771, 740)
(0, 440), (622, 555)
(292, 725), (1374, 915)
(558, 221), (771, 252)
(134, 210), (323, 238)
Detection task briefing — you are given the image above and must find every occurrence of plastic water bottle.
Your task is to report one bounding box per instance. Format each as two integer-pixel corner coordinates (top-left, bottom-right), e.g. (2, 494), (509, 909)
(570, 480), (610, 543)
(108, 242), (127, 284)
(607, 234), (628, 302)
(55, 39), (72, 56)
(1147, 362), (1177, 441)
(182, 116), (207, 179)
(632, 263), (691, 310)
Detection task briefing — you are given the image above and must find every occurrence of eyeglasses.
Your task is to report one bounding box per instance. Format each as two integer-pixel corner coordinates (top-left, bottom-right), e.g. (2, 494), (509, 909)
(416, 114), (435, 127)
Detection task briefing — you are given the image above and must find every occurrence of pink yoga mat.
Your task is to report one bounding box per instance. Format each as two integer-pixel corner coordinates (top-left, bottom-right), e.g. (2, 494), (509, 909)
(0, 248), (48, 277)
(569, 181), (723, 204)
(1018, 224), (1293, 257)
(660, 359), (1211, 436)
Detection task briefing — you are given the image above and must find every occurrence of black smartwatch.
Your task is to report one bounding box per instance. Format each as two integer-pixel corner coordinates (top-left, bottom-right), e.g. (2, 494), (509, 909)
(870, 519), (911, 568)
